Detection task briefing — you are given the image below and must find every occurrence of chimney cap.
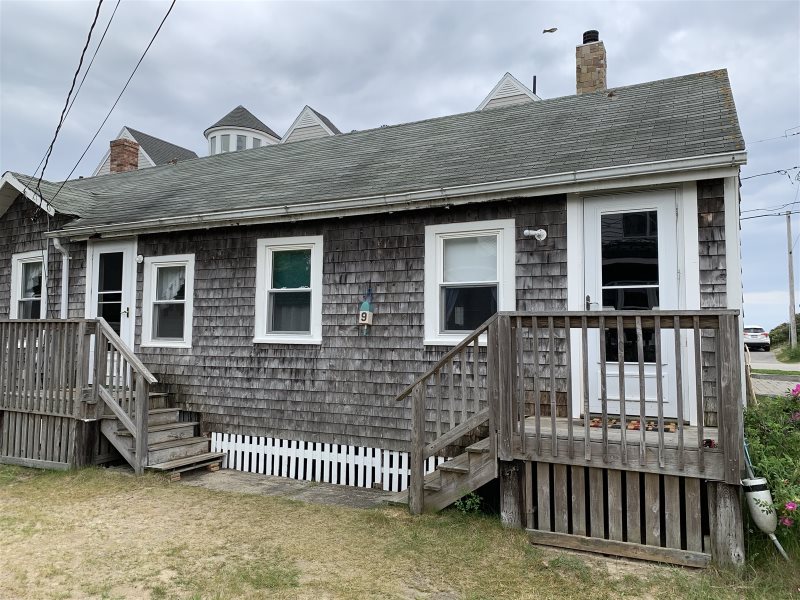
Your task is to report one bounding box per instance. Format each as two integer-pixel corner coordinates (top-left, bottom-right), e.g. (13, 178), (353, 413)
(582, 30), (599, 44)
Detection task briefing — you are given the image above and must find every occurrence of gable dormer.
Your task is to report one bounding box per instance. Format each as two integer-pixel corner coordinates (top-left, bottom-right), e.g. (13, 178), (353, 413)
(476, 72), (541, 111)
(282, 106), (340, 144)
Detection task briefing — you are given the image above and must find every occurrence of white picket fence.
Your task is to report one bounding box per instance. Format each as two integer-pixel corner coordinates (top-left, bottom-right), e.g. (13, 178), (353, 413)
(210, 432), (447, 492)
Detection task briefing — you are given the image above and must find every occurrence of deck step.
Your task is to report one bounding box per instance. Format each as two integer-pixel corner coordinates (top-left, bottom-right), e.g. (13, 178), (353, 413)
(147, 436), (210, 464)
(146, 408), (181, 425)
(437, 454), (470, 474)
(424, 480), (442, 492)
(116, 422), (198, 444)
(147, 451), (226, 472)
(466, 438), (490, 454)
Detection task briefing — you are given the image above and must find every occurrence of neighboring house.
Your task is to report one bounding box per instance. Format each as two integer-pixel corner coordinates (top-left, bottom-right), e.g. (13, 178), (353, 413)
(204, 105), (282, 154)
(0, 32), (749, 566)
(93, 127), (198, 176)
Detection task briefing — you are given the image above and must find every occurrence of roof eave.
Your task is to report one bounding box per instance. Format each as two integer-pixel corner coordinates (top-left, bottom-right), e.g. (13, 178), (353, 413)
(49, 150), (746, 239)
(1, 172), (56, 217)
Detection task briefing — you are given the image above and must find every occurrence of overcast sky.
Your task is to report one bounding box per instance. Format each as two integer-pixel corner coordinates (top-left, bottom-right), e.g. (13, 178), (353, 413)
(1, 0), (799, 328)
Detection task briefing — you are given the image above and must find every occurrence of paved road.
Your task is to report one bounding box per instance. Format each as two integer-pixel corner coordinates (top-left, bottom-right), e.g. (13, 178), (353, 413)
(747, 349), (800, 371)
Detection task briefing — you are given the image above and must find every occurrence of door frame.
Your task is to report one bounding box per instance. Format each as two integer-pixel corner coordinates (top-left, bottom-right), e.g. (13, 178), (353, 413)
(84, 238), (138, 348)
(566, 184), (701, 425)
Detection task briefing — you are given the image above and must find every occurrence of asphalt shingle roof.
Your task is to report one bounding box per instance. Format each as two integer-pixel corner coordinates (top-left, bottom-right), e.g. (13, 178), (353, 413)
(125, 127), (198, 165)
(203, 105), (281, 139)
(17, 70), (744, 232)
(308, 107), (341, 134)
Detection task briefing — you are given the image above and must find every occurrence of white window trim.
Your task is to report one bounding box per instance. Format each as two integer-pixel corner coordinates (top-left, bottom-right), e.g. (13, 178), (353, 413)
(10, 250), (47, 319)
(254, 235), (323, 345)
(424, 219), (516, 346)
(141, 254), (195, 348)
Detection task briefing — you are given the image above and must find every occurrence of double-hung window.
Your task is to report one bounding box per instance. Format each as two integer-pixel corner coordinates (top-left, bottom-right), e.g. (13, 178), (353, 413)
(10, 250), (46, 319)
(142, 254), (195, 348)
(254, 236), (323, 344)
(424, 220), (516, 345)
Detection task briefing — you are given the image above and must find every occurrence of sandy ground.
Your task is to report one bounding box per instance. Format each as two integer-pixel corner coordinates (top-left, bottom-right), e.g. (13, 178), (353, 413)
(0, 466), (707, 600)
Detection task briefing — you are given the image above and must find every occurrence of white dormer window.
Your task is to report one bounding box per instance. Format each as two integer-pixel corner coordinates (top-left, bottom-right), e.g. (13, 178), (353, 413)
(210, 136), (217, 154)
(236, 135), (246, 151)
(221, 134), (230, 152)
(253, 138), (261, 149)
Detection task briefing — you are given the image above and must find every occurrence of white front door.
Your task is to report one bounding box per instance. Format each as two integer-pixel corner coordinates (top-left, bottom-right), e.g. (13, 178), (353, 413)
(86, 240), (136, 347)
(583, 191), (680, 420)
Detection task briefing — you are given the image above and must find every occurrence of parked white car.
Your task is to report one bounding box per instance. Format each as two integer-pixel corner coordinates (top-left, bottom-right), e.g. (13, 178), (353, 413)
(744, 325), (771, 352)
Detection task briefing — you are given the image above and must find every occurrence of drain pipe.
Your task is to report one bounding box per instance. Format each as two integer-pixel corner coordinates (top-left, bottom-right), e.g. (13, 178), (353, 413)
(52, 237), (70, 319)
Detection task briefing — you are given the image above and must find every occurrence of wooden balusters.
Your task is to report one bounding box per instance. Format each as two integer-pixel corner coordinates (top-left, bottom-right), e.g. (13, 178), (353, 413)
(532, 315), (541, 457)
(616, 316), (627, 465)
(672, 316), (684, 470)
(635, 316), (646, 466)
(692, 316), (705, 472)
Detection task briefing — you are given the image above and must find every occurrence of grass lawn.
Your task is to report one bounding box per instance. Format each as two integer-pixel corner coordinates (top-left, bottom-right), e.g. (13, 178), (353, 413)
(1, 466), (798, 600)
(772, 344), (800, 364)
(751, 368), (800, 376)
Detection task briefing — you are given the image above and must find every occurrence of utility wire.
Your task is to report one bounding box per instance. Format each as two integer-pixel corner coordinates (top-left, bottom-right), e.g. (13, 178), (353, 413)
(741, 210), (800, 221)
(34, 0), (104, 203)
(48, 0), (177, 205)
(741, 199), (800, 213)
(26, 0), (122, 185)
(751, 127), (800, 144)
(741, 166), (800, 182)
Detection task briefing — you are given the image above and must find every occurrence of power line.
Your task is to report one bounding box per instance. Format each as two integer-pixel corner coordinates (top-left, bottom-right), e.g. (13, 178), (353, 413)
(27, 0), (122, 185)
(741, 210), (800, 221)
(34, 0), (105, 202)
(49, 0), (178, 205)
(741, 199), (800, 213)
(741, 166), (800, 182)
(751, 127), (800, 144)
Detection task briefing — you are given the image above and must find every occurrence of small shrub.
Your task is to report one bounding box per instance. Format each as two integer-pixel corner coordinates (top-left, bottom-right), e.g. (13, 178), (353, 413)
(769, 317), (800, 347)
(744, 388), (800, 540)
(776, 344), (800, 363)
(454, 492), (482, 514)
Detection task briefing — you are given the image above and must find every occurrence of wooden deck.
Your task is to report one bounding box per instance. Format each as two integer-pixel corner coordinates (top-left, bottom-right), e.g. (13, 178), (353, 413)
(515, 417), (723, 480)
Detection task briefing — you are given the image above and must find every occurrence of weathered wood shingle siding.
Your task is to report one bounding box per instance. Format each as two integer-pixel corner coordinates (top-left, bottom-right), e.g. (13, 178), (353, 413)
(0, 195), (75, 319)
(133, 196), (567, 450)
(697, 178), (727, 427)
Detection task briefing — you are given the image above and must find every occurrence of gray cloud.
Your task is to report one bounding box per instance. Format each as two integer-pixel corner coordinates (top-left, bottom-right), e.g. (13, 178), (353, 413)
(1, 0), (798, 327)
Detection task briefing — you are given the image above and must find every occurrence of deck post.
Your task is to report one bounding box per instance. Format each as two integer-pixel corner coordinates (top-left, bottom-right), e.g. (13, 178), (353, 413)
(496, 315), (513, 461)
(409, 384), (425, 514)
(134, 373), (149, 475)
(708, 481), (745, 568)
(499, 460), (524, 529)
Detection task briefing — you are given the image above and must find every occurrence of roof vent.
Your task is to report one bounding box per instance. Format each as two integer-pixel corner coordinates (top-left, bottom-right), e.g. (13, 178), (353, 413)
(583, 30), (599, 44)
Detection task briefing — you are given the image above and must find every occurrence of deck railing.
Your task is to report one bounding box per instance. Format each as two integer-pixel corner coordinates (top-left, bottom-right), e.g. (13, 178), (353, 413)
(0, 318), (156, 473)
(399, 310), (744, 514)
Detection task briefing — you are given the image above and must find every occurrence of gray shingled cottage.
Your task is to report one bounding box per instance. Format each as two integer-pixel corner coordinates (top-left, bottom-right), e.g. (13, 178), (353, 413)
(1, 32), (749, 566)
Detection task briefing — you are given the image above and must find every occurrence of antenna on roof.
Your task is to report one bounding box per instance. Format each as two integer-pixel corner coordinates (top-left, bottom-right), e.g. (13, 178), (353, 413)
(532, 76), (537, 95)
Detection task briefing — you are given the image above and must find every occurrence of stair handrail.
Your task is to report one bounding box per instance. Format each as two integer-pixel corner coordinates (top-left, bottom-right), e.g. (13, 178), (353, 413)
(397, 313), (499, 514)
(95, 318), (157, 385)
(93, 318), (156, 475)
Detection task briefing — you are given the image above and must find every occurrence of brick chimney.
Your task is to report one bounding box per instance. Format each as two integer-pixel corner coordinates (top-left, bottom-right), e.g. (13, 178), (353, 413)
(576, 30), (607, 95)
(109, 138), (139, 173)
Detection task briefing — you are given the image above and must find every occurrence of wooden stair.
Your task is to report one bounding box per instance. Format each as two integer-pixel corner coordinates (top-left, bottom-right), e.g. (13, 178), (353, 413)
(100, 391), (224, 480)
(387, 438), (497, 511)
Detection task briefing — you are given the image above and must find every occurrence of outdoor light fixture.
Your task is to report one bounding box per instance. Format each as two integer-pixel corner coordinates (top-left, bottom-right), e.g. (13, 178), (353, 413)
(523, 228), (547, 241)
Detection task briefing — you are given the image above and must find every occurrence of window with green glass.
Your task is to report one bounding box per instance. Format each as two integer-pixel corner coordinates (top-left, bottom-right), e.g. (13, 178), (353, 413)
(269, 248), (312, 332)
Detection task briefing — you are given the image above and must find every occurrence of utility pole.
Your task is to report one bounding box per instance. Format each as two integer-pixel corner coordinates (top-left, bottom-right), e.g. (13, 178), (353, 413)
(787, 212), (797, 348)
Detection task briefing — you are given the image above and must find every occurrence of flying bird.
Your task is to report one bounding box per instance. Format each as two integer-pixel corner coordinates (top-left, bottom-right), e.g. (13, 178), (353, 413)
(543, 27), (558, 33)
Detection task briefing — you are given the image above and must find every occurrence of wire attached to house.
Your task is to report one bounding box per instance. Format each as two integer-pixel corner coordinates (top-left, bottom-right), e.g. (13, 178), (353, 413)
(34, 0), (105, 204)
(741, 166), (800, 182)
(25, 0), (122, 188)
(47, 0), (177, 206)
